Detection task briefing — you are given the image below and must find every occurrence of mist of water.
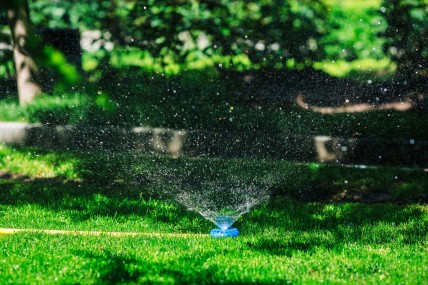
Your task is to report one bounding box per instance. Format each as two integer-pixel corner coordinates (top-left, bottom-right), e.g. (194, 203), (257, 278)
(173, 177), (271, 230)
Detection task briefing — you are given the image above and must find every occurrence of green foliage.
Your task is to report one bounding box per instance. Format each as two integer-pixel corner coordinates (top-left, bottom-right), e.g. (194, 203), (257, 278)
(30, 0), (328, 70)
(313, 58), (395, 77)
(40, 46), (80, 87)
(21, 0), (428, 78)
(29, 0), (113, 30)
(0, 0), (24, 10)
(0, 27), (13, 78)
(83, 48), (254, 75)
(382, 0), (428, 80)
(322, 0), (386, 61)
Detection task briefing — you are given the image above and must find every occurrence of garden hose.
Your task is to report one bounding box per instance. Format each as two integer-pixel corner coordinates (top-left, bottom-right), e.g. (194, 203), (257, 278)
(0, 228), (208, 238)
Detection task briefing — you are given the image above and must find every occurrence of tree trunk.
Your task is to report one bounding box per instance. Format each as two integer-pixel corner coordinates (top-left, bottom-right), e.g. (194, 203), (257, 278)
(7, 0), (42, 105)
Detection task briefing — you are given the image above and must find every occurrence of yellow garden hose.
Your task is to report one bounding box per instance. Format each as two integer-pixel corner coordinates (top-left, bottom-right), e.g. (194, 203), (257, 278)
(0, 228), (208, 238)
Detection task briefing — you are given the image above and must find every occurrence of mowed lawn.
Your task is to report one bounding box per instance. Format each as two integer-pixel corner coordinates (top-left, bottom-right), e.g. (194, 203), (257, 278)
(1, 197), (427, 284)
(0, 145), (427, 284)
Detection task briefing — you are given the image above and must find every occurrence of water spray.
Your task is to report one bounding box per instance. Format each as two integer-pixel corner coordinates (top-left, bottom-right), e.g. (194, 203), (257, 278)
(174, 179), (271, 238)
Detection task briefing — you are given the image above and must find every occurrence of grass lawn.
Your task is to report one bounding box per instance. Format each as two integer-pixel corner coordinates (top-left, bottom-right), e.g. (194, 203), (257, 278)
(0, 145), (427, 284)
(1, 201), (426, 284)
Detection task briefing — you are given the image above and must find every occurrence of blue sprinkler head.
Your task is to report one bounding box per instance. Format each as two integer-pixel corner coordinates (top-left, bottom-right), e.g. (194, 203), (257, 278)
(210, 227), (240, 238)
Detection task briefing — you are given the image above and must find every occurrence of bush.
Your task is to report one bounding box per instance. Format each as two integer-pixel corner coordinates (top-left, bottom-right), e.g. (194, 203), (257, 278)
(321, 0), (386, 61)
(382, 0), (428, 82)
(30, 0), (328, 70)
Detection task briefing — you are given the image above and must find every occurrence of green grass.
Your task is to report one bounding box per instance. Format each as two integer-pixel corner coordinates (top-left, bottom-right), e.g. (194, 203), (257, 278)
(0, 145), (427, 284)
(0, 145), (80, 179)
(0, 98), (24, 122)
(0, 92), (109, 125)
(1, 144), (427, 201)
(0, 193), (427, 284)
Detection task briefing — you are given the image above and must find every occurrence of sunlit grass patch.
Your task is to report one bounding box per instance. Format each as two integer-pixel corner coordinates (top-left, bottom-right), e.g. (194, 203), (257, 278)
(0, 99), (26, 122)
(313, 58), (396, 78)
(0, 145), (80, 179)
(0, 93), (92, 124)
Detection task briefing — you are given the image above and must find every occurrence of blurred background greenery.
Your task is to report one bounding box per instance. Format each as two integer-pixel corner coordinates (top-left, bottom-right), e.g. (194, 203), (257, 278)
(21, 0), (427, 76)
(0, 0), (427, 135)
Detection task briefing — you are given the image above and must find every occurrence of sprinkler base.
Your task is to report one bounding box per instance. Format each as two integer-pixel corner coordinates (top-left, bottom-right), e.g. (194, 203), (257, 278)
(210, 228), (240, 238)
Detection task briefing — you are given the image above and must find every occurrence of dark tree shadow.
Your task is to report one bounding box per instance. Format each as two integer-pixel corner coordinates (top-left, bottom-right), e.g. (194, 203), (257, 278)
(241, 198), (427, 255)
(246, 238), (321, 257)
(72, 250), (141, 285)
(72, 248), (280, 285)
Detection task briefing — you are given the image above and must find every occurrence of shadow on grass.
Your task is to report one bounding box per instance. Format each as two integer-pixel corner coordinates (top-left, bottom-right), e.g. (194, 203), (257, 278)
(73, 250), (142, 285)
(72, 248), (275, 285)
(246, 198), (426, 229)
(246, 239), (320, 257)
(242, 198), (427, 255)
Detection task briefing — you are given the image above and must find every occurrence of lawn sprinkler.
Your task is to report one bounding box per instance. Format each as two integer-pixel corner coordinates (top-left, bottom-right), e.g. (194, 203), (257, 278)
(209, 216), (240, 238)
(172, 178), (272, 239)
